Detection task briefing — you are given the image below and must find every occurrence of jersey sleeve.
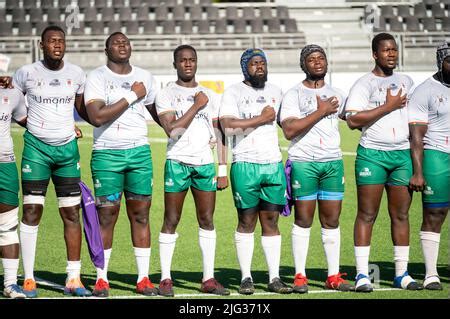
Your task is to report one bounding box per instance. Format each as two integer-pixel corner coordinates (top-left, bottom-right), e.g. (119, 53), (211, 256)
(11, 88), (27, 121)
(143, 73), (158, 106)
(84, 70), (105, 104)
(219, 87), (240, 118)
(279, 88), (301, 123)
(208, 90), (221, 120)
(407, 83), (428, 125)
(155, 88), (174, 115)
(76, 70), (86, 95)
(344, 80), (370, 112)
(12, 67), (27, 94)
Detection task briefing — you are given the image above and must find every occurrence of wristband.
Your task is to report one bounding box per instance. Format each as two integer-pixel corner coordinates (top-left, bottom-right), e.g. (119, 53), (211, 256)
(218, 165), (227, 177)
(124, 91), (138, 106)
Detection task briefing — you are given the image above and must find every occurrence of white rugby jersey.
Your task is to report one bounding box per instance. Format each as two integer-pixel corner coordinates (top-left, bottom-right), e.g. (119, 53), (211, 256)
(0, 88), (27, 163)
(84, 65), (157, 150)
(156, 82), (219, 165)
(219, 81), (282, 164)
(408, 77), (450, 153)
(13, 60), (85, 146)
(280, 82), (346, 162)
(345, 72), (414, 151)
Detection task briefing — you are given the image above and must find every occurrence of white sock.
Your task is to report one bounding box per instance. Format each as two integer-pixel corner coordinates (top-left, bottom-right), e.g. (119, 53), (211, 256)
(159, 232), (178, 281)
(19, 222), (39, 280)
(66, 260), (81, 281)
(2, 258), (19, 287)
(261, 235), (281, 282)
(321, 227), (341, 277)
(96, 248), (112, 282)
(394, 246), (409, 277)
(355, 246), (370, 277)
(198, 228), (216, 282)
(134, 247), (151, 283)
(234, 231), (254, 281)
(420, 231), (440, 279)
(291, 224), (310, 276)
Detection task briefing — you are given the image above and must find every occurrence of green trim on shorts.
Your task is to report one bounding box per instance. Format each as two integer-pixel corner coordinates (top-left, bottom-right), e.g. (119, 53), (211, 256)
(355, 145), (412, 186)
(230, 161), (286, 209)
(0, 162), (19, 206)
(422, 149), (450, 203)
(91, 145), (153, 197)
(21, 130), (80, 181)
(164, 160), (216, 193)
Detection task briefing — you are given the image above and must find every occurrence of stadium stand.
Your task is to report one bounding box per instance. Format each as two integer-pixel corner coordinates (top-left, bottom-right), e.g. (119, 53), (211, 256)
(0, 0), (448, 74)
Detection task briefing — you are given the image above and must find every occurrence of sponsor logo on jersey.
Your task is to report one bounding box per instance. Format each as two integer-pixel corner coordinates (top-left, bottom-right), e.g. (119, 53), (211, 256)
(49, 79), (61, 87)
(187, 95), (194, 103)
(256, 96), (266, 104)
(2, 95), (9, 104)
(22, 164), (32, 173)
(29, 94), (73, 105)
(121, 82), (131, 90)
(359, 167), (372, 177)
(0, 112), (10, 121)
(66, 79), (72, 86)
(389, 83), (398, 90)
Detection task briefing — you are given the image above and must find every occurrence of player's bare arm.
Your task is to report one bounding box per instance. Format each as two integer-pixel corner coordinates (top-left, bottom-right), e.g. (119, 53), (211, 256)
(409, 124), (428, 192)
(213, 118), (228, 190)
(347, 88), (406, 129)
(158, 91), (207, 138)
(86, 81), (145, 127)
(282, 95), (338, 140)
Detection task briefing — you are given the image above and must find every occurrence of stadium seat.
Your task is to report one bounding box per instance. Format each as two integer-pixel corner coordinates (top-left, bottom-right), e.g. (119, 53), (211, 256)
(422, 17), (437, 31)
(284, 18), (298, 33)
(442, 17), (450, 31)
(389, 17), (403, 32)
(59, 0), (73, 8)
(77, 0), (92, 9)
(183, 0), (195, 6)
(114, 0), (126, 8)
(405, 16), (421, 32)
(250, 18), (263, 33)
(46, 8), (61, 23)
(18, 22), (32, 36)
(95, 0), (107, 9)
(23, 0), (37, 9)
(431, 3), (446, 19)
(215, 19), (227, 34)
(373, 16), (387, 32)
(173, 6), (185, 21)
(136, 5), (150, 21)
(199, 0), (212, 5)
(70, 21), (86, 35)
(259, 7), (272, 19)
(0, 9), (5, 22)
(413, 3), (427, 19)
(0, 22), (13, 36)
(397, 5), (411, 18)
(34, 21), (48, 35)
(180, 20), (193, 34)
(206, 6), (218, 20)
(197, 19), (210, 34)
(242, 7), (255, 20)
(29, 8), (43, 23)
(162, 20), (176, 34)
(108, 20), (122, 33)
(267, 18), (281, 33)
(40, 0), (54, 9)
(90, 21), (105, 35)
(155, 6), (168, 22)
(101, 7), (114, 21)
(83, 7), (97, 22)
(162, 0), (176, 7)
(6, 0), (20, 9)
(142, 20), (157, 34)
(190, 6), (202, 21)
(118, 7), (132, 21)
(12, 8), (26, 22)
(276, 6), (289, 19)
(226, 7), (238, 20)
(125, 21), (139, 35)
(380, 5), (395, 19)
(232, 19), (246, 34)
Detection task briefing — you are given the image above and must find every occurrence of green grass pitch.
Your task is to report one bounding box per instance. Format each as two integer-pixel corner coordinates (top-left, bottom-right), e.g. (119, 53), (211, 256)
(2, 121), (448, 300)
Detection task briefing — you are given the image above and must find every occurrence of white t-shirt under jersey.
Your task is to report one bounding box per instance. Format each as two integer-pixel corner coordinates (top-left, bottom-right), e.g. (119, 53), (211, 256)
(156, 82), (219, 165)
(219, 81), (283, 164)
(280, 82), (346, 162)
(345, 72), (414, 151)
(408, 77), (450, 154)
(13, 60), (85, 146)
(0, 88), (27, 163)
(84, 65), (157, 150)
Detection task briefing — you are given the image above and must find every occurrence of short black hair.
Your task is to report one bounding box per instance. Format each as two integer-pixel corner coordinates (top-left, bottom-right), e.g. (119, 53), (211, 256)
(41, 25), (65, 41)
(105, 32), (127, 48)
(173, 45), (197, 62)
(372, 32), (396, 52)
